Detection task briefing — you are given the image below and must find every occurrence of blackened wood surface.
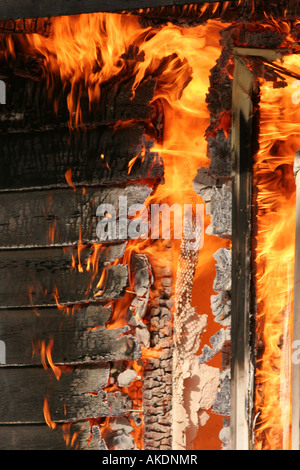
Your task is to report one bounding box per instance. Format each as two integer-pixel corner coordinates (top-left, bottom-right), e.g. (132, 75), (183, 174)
(0, 17), (52, 35)
(0, 247), (128, 308)
(0, 365), (131, 423)
(136, 0), (300, 22)
(0, 422), (100, 450)
(0, 0), (298, 23)
(0, 184), (151, 248)
(0, 125), (163, 191)
(0, 305), (141, 365)
(0, 1), (223, 20)
(0, 75), (157, 131)
(0, 14), (162, 446)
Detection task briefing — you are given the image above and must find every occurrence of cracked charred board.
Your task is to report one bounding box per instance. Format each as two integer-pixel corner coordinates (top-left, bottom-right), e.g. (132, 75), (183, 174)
(0, 124), (163, 191)
(0, 304), (141, 366)
(0, 365), (132, 424)
(0, 184), (152, 248)
(0, 1), (299, 29)
(0, 0), (229, 21)
(0, 421), (101, 450)
(0, 247), (128, 308)
(0, 73), (158, 132)
(0, 13), (165, 449)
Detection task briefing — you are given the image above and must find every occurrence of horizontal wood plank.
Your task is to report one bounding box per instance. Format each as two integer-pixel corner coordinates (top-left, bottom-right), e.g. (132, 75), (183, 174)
(0, 74), (157, 131)
(0, 421), (101, 450)
(0, 246), (128, 308)
(0, 365), (132, 423)
(0, 305), (141, 365)
(0, 124), (163, 191)
(0, 184), (151, 248)
(0, 1), (220, 21)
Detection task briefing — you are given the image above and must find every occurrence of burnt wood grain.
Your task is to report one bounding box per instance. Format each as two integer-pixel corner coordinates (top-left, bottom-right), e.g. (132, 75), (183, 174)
(0, 74), (157, 131)
(0, 304), (141, 365)
(0, 421), (101, 450)
(0, 1), (224, 21)
(0, 125), (163, 191)
(0, 2), (299, 30)
(0, 365), (132, 423)
(0, 246), (128, 308)
(135, 0), (300, 23)
(0, 184), (151, 248)
(0, 17), (52, 35)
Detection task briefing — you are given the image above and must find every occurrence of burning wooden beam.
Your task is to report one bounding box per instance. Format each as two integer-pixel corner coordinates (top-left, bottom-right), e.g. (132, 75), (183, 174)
(0, 247), (128, 307)
(0, 365), (132, 423)
(0, 0), (228, 21)
(0, 421), (100, 450)
(0, 73), (158, 130)
(0, 125), (163, 191)
(0, 185), (152, 248)
(230, 52), (255, 451)
(0, 305), (141, 366)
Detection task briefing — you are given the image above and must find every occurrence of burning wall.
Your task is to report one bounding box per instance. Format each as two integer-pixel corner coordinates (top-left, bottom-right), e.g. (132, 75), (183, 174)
(0, 12), (229, 450)
(1, 1), (300, 451)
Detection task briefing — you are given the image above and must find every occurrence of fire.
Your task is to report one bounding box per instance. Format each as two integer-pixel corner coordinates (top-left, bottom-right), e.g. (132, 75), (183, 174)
(52, 285), (70, 315)
(44, 338), (62, 381)
(44, 398), (82, 449)
(65, 168), (76, 191)
(254, 54), (300, 450)
(127, 155), (139, 175)
(62, 423), (82, 449)
(43, 397), (57, 430)
(27, 285), (40, 316)
(5, 12), (231, 449)
(47, 216), (57, 244)
(33, 337), (64, 381)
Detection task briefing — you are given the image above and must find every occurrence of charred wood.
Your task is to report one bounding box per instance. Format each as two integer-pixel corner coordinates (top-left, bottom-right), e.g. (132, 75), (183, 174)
(0, 18), (51, 35)
(0, 365), (133, 423)
(0, 306), (141, 366)
(142, 244), (173, 450)
(0, 74), (158, 131)
(135, 1), (300, 26)
(0, 184), (152, 249)
(0, 247), (128, 308)
(0, 1), (228, 22)
(0, 421), (98, 450)
(0, 124), (163, 191)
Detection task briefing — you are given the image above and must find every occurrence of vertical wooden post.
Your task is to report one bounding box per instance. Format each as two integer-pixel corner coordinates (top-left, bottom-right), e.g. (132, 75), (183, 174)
(230, 54), (255, 450)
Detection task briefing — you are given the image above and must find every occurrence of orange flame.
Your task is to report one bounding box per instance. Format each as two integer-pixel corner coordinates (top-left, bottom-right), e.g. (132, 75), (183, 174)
(52, 285), (70, 315)
(47, 216), (57, 244)
(61, 423), (82, 449)
(34, 338), (62, 380)
(127, 155), (139, 175)
(11, 13), (229, 449)
(45, 338), (62, 381)
(65, 168), (76, 191)
(43, 397), (57, 430)
(254, 54), (300, 450)
(27, 285), (40, 316)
